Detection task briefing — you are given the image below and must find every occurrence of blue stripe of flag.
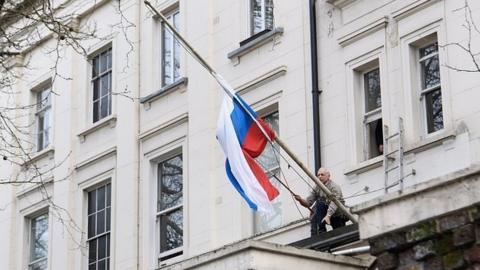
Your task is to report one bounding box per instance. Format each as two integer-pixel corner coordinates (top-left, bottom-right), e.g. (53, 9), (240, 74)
(230, 95), (258, 146)
(225, 159), (258, 210)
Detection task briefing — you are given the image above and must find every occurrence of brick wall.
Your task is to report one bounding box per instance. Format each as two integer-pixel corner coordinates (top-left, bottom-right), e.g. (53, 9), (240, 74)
(369, 204), (480, 270)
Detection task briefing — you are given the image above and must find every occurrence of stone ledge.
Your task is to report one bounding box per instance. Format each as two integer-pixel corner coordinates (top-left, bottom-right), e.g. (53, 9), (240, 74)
(140, 77), (188, 105)
(77, 115), (117, 143)
(227, 27), (284, 60)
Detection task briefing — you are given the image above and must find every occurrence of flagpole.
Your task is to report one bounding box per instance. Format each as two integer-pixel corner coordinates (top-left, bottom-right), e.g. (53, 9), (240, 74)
(144, 1), (357, 223)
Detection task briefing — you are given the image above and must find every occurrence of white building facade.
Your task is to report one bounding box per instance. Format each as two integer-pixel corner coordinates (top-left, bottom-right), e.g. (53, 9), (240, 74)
(1, 0), (479, 269)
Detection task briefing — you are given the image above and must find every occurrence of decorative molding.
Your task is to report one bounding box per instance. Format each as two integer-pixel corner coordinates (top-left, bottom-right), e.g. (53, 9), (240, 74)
(140, 77), (188, 105)
(326, 0), (357, 9)
(227, 27), (284, 60)
(139, 112), (188, 141)
(21, 147), (55, 167)
(391, 0), (441, 20)
(338, 17), (387, 47)
(77, 115), (117, 143)
(235, 66), (287, 95)
(74, 146), (117, 171)
(16, 177), (54, 199)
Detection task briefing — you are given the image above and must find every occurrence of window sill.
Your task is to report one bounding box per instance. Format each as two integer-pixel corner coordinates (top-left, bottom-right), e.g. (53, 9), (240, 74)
(344, 155), (383, 176)
(326, 0), (357, 8)
(227, 27), (284, 60)
(140, 77), (188, 107)
(344, 128), (457, 176)
(22, 147), (55, 167)
(77, 115), (117, 143)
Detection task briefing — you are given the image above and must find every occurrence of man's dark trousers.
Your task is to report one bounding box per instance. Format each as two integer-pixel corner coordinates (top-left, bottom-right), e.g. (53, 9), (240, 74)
(310, 200), (347, 236)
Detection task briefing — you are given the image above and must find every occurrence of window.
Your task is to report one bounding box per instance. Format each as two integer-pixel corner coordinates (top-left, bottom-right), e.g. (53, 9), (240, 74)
(35, 86), (52, 151)
(250, 0), (274, 35)
(254, 111), (281, 233)
(161, 9), (180, 86)
(157, 153), (183, 260)
(29, 213), (48, 270)
(91, 48), (112, 123)
(418, 40), (443, 134)
(362, 67), (383, 159)
(87, 183), (111, 270)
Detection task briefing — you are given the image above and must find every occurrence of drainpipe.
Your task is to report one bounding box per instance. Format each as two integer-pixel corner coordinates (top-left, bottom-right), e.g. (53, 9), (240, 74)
(309, 0), (321, 171)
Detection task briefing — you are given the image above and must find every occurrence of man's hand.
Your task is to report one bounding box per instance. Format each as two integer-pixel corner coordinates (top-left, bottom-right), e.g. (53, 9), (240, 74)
(321, 215), (331, 225)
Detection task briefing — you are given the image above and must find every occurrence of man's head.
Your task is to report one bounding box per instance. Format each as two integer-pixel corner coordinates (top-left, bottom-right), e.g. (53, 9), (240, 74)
(317, 167), (331, 184)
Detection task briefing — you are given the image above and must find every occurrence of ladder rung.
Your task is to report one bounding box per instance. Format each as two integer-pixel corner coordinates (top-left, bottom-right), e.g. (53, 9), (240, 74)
(385, 132), (399, 141)
(385, 165), (399, 173)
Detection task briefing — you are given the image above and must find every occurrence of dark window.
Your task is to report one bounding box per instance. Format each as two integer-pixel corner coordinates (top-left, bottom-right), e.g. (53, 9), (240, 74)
(88, 183), (111, 270)
(250, 0), (274, 35)
(419, 41), (443, 133)
(29, 213), (48, 270)
(157, 154), (183, 257)
(91, 48), (112, 123)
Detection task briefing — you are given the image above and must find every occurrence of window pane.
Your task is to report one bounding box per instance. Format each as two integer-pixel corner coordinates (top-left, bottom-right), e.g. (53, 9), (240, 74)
(160, 208), (183, 252)
(30, 214), (48, 262)
(158, 155), (183, 211)
(367, 118), (383, 159)
(93, 79), (100, 101)
(88, 215), (96, 238)
(100, 75), (110, 97)
(425, 89), (444, 133)
(97, 186), (106, 210)
(251, 0), (263, 34)
(88, 240), (97, 263)
(37, 131), (44, 151)
(100, 51), (108, 73)
(162, 24), (173, 86)
(98, 259), (106, 270)
(98, 235), (107, 259)
(88, 190), (97, 214)
(106, 49), (112, 70)
(364, 68), (381, 112)
(265, 0), (274, 30)
(420, 42), (438, 58)
(89, 263), (96, 270)
(106, 207), (111, 231)
(100, 96), (109, 119)
(421, 55), (440, 89)
(96, 210), (105, 235)
(93, 101), (99, 122)
(92, 57), (99, 77)
(106, 184), (111, 207)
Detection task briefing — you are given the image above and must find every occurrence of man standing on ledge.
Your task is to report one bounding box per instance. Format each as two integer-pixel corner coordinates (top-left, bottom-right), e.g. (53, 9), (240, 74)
(295, 167), (348, 235)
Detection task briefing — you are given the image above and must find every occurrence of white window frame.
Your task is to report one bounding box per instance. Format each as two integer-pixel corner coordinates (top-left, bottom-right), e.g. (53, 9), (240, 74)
(155, 149), (184, 262)
(28, 211), (49, 270)
(361, 66), (383, 160)
(416, 38), (443, 135)
(161, 8), (181, 87)
(89, 46), (113, 123)
(34, 84), (52, 152)
(250, 0), (274, 35)
(86, 182), (112, 270)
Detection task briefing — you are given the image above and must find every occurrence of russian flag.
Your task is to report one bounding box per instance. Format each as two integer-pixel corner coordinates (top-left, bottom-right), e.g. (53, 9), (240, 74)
(216, 93), (280, 212)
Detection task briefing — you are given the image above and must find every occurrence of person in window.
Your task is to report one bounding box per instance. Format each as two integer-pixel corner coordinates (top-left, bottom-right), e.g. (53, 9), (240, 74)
(294, 168), (348, 235)
(375, 119), (384, 155)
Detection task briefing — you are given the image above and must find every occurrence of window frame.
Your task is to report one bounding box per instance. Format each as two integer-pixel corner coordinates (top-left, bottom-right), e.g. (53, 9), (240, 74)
(417, 40), (443, 135)
(155, 149), (184, 261)
(361, 66), (383, 160)
(34, 84), (52, 152)
(161, 8), (181, 87)
(86, 182), (112, 270)
(28, 211), (49, 270)
(89, 46), (113, 123)
(249, 0), (274, 36)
